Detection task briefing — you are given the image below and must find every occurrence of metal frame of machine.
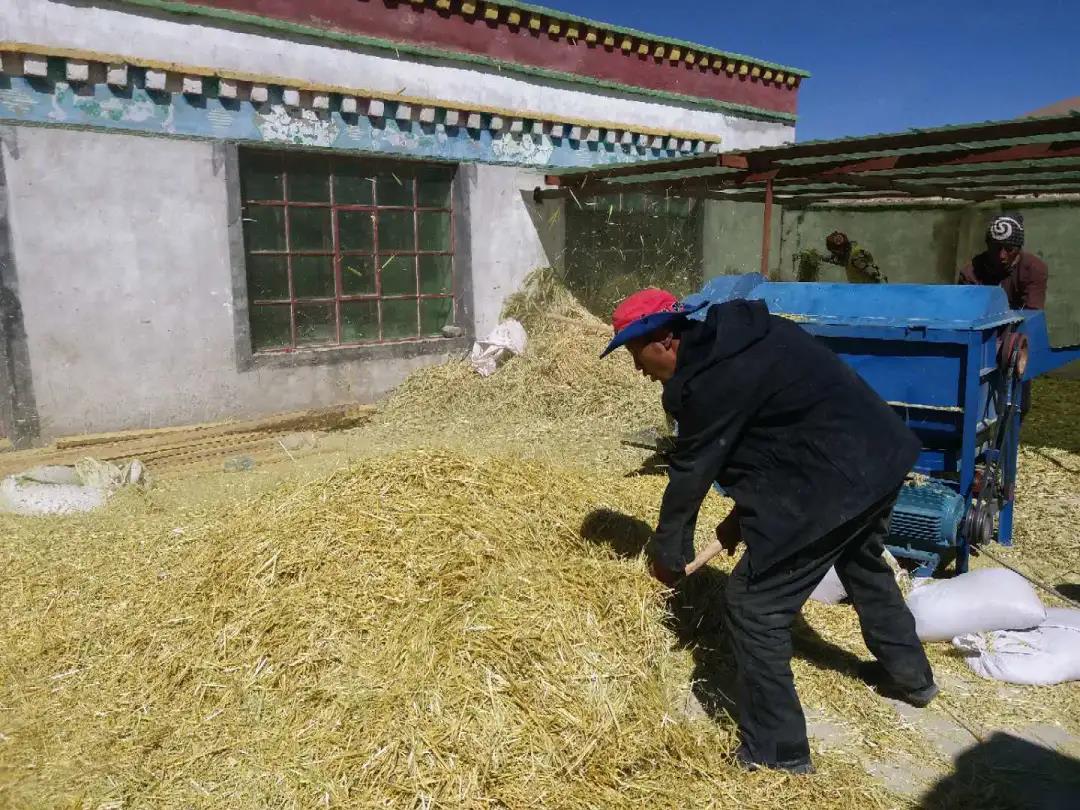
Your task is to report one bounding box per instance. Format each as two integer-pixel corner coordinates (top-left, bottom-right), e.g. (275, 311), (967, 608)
(686, 275), (1080, 576)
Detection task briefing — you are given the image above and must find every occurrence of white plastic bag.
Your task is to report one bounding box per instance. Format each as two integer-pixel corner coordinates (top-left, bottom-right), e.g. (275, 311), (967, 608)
(906, 568), (1046, 642)
(1045, 607), (1080, 631)
(954, 608), (1080, 685)
(810, 567), (847, 604)
(468, 319), (527, 377)
(74, 457), (150, 491)
(16, 465), (82, 486)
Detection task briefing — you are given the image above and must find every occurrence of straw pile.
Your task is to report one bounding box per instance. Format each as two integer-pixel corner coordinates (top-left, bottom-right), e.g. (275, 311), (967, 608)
(2, 271), (1078, 808)
(376, 269), (666, 448)
(1, 449), (915, 808)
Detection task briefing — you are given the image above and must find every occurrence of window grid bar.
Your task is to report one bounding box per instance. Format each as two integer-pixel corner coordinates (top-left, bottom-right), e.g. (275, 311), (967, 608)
(243, 150), (456, 350)
(448, 184), (457, 328)
(243, 198), (450, 213)
(248, 250), (453, 257)
(252, 293), (454, 306)
(372, 171), (383, 340)
(329, 161), (342, 345)
(413, 185), (421, 336)
(281, 155), (298, 348)
(255, 333), (449, 355)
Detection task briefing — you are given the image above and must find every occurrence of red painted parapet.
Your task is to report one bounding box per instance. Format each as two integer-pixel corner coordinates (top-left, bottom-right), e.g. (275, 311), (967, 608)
(154, 0), (804, 118)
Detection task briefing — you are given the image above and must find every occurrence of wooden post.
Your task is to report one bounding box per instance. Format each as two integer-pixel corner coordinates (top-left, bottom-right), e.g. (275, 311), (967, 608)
(760, 178), (774, 278)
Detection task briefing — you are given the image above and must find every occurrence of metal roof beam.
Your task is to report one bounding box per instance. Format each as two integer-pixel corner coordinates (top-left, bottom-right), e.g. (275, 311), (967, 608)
(731, 114), (1080, 169)
(543, 114), (1080, 191)
(891, 171), (1080, 189)
(813, 173), (989, 201)
(868, 158), (1080, 182)
(784, 139), (1080, 180)
(706, 138), (1080, 192)
(543, 153), (748, 187)
(535, 136), (1080, 202)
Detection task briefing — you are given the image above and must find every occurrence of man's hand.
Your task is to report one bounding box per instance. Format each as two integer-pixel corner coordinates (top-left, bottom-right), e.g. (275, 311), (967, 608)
(715, 511), (742, 556)
(649, 560), (684, 587)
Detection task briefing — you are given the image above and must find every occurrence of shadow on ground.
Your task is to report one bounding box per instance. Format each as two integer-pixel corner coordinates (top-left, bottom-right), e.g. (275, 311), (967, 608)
(920, 732), (1080, 809)
(1055, 582), (1080, 602)
(580, 508), (867, 723)
(622, 451), (669, 479)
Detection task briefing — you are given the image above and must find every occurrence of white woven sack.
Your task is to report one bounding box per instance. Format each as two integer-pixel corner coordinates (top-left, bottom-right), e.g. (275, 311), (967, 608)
(905, 568), (1045, 642)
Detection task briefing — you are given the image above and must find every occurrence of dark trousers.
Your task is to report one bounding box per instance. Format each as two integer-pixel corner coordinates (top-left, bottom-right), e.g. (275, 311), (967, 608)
(724, 493), (933, 765)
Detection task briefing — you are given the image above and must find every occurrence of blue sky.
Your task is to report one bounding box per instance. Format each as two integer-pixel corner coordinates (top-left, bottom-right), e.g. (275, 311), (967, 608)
(535, 0), (1080, 141)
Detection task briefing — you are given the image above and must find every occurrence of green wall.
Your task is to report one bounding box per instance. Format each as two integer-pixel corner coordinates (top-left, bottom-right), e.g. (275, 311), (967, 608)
(955, 201), (1080, 346)
(702, 197), (1080, 354)
(702, 200), (782, 279)
(776, 204), (966, 286)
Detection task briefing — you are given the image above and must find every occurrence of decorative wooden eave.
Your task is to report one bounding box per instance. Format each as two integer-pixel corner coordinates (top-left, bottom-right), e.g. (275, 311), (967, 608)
(0, 43), (726, 156)
(108, 0), (805, 123)
(411, 0), (807, 84)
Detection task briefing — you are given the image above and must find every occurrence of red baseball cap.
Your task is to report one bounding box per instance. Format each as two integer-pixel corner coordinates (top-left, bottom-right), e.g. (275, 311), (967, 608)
(600, 288), (706, 358)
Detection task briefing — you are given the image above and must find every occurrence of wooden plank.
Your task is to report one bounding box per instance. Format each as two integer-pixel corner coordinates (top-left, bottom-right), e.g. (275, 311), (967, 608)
(54, 404), (375, 450)
(53, 420), (232, 450)
(0, 405), (376, 480)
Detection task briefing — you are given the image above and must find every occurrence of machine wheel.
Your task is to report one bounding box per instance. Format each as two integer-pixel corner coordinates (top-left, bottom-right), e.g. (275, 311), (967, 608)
(998, 331), (1029, 377)
(962, 501), (995, 547)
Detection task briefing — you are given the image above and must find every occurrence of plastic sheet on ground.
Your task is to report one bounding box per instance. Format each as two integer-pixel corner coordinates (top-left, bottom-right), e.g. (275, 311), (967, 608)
(0, 458), (150, 516)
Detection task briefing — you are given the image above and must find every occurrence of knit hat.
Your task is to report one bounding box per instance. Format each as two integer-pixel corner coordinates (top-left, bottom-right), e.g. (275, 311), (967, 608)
(987, 214), (1025, 248)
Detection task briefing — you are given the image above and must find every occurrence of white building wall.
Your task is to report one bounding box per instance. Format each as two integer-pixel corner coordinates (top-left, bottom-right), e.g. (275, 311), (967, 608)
(1, 126), (551, 436)
(0, 1), (795, 438)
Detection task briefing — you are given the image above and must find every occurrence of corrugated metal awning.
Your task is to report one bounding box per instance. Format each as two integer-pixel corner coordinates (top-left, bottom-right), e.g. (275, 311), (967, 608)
(538, 112), (1080, 205)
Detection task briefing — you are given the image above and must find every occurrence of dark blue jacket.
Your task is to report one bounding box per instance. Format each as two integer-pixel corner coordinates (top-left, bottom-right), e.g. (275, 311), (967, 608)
(650, 299), (920, 576)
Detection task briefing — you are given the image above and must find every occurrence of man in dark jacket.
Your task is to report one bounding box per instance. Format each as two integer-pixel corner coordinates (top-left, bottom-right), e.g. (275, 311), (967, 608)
(602, 288), (936, 774)
(959, 213), (1047, 310)
(959, 213), (1047, 419)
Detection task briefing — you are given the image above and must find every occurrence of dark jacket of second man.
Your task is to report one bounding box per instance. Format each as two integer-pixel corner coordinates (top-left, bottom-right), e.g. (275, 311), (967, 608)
(651, 299), (921, 576)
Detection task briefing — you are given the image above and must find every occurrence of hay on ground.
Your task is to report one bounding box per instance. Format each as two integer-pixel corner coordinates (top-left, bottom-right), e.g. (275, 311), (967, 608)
(376, 269), (666, 442)
(1, 270), (1078, 808)
(1, 449), (918, 808)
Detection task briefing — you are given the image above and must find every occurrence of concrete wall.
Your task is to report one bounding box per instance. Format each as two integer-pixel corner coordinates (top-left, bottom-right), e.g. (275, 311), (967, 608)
(955, 201), (1080, 347)
(702, 199), (783, 279)
(773, 201), (1080, 346)
(5, 0), (794, 151)
(775, 203), (966, 284)
(461, 164), (563, 337)
(0, 2), (796, 439)
(0, 125), (550, 438)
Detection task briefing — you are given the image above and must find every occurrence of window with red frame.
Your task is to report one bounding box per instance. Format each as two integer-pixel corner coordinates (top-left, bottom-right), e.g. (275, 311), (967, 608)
(240, 149), (456, 351)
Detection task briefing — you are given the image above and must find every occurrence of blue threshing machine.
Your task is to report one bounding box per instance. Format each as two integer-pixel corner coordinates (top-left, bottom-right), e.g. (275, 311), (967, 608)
(684, 275), (1080, 576)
